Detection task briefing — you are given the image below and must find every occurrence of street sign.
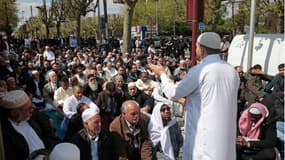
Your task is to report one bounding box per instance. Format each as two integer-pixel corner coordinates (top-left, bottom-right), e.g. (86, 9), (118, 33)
(198, 22), (205, 30)
(141, 26), (147, 32)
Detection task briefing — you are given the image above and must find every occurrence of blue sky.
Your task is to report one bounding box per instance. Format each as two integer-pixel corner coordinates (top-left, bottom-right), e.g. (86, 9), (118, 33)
(16, 0), (122, 25)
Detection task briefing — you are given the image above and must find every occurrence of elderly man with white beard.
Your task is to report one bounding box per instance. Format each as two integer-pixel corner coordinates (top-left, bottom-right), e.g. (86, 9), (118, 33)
(0, 90), (59, 160)
(83, 74), (102, 102)
(43, 71), (59, 105)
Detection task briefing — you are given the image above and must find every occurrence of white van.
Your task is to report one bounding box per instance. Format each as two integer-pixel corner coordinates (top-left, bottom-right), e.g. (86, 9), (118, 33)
(227, 34), (284, 75)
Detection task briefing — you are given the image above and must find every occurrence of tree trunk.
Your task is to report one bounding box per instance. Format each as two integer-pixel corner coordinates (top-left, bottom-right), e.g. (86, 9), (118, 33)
(277, 12), (284, 33)
(56, 22), (61, 37)
(45, 22), (50, 39)
(122, 2), (135, 56)
(76, 15), (81, 47)
(103, 0), (108, 38)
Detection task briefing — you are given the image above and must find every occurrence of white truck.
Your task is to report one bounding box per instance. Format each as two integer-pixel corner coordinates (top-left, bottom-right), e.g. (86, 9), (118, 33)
(227, 34), (284, 75)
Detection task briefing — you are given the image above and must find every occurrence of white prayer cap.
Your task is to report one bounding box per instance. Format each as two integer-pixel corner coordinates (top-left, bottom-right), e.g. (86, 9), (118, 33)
(32, 70), (39, 75)
(6, 76), (15, 81)
(48, 70), (56, 77)
(49, 143), (80, 160)
(128, 82), (136, 88)
(0, 90), (30, 109)
(197, 32), (221, 49)
(249, 107), (261, 115)
(81, 108), (100, 122)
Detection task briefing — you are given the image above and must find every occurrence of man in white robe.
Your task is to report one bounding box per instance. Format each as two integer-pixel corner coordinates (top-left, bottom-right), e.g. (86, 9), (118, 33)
(150, 32), (240, 160)
(63, 85), (99, 119)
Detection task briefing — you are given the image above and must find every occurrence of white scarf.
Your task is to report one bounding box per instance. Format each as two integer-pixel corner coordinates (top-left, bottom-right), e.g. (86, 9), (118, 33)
(148, 103), (176, 160)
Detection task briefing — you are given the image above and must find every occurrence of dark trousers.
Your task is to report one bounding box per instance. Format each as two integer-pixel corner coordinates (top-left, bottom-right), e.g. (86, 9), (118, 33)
(237, 147), (276, 160)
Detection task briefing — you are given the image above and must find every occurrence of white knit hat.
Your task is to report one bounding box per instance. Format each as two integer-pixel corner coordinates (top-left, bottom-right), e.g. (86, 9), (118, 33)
(49, 143), (80, 160)
(0, 90), (30, 109)
(81, 107), (100, 122)
(128, 82), (136, 88)
(249, 107), (261, 115)
(32, 70), (39, 75)
(197, 32), (221, 49)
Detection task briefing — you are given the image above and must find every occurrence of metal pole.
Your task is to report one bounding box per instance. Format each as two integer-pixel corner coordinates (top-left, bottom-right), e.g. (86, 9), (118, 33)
(231, 1), (235, 36)
(247, 0), (256, 70)
(22, 10), (24, 25)
(30, 5), (33, 17)
(155, 0), (158, 35)
(103, 0), (108, 38)
(98, 0), (102, 44)
(191, 0), (198, 66)
(145, 0), (147, 26)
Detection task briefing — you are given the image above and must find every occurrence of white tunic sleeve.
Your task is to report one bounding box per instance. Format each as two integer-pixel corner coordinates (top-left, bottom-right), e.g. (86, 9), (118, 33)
(160, 69), (199, 101)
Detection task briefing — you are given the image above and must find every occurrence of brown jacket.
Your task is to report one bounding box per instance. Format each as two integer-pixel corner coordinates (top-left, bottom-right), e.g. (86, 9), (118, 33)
(109, 114), (152, 160)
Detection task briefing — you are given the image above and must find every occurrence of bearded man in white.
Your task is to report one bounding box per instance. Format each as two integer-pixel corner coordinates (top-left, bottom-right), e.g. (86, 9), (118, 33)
(150, 32), (240, 160)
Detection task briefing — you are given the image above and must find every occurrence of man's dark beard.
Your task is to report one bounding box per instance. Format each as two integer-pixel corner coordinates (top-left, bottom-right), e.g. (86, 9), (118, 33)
(162, 117), (171, 126)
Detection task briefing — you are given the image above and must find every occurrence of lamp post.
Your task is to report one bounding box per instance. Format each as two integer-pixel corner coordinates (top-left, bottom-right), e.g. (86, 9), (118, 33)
(247, 0), (256, 70)
(155, 0), (158, 35)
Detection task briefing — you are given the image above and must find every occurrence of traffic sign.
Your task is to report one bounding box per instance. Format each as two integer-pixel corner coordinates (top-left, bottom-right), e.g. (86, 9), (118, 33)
(198, 22), (205, 30)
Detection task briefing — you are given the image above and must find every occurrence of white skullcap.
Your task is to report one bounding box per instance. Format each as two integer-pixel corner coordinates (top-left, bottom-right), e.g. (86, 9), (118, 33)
(128, 82), (136, 88)
(6, 76), (15, 81)
(49, 143), (80, 160)
(0, 90), (30, 109)
(32, 70), (39, 75)
(48, 70), (56, 77)
(249, 107), (261, 115)
(81, 108), (100, 122)
(197, 32), (221, 49)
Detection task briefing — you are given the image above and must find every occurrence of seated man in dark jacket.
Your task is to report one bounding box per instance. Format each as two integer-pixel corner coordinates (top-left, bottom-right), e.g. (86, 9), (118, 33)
(0, 90), (59, 160)
(109, 100), (153, 160)
(236, 103), (278, 160)
(124, 82), (154, 113)
(70, 107), (117, 160)
(96, 82), (123, 129)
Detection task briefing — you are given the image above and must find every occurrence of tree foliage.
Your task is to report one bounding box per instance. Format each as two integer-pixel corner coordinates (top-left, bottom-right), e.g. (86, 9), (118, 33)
(237, 0), (284, 33)
(132, 0), (190, 36)
(66, 0), (97, 45)
(204, 0), (227, 33)
(14, 0), (284, 40)
(51, 0), (68, 37)
(0, 0), (18, 36)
